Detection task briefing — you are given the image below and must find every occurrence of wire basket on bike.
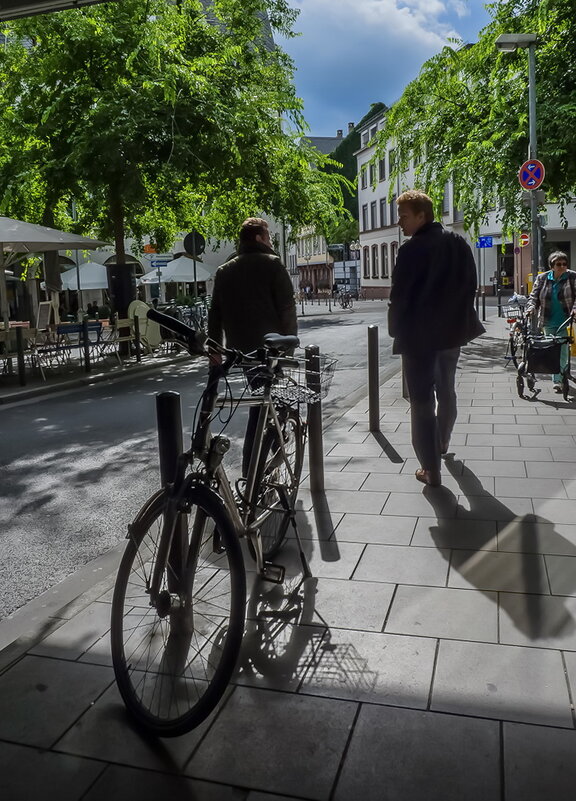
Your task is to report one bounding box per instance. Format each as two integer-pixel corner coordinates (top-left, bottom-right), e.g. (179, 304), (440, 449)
(244, 354), (337, 405)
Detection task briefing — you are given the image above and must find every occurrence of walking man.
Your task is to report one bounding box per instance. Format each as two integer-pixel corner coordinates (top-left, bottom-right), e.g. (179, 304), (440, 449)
(208, 217), (297, 475)
(388, 190), (485, 486)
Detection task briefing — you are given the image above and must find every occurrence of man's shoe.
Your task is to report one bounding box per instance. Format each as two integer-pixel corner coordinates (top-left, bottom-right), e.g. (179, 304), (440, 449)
(440, 442), (449, 456)
(553, 382), (563, 393)
(415, 468), (441, 487)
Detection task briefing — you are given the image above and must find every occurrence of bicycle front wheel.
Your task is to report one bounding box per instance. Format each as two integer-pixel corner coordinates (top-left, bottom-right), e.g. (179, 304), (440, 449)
(111, 483), (245, 737)
(251, 409), (305, 560)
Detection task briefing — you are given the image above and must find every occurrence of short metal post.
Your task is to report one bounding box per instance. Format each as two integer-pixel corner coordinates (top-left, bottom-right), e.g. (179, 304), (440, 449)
(481, 291), (486, 322)
(497, 290), (502, 317)
(16, 327), (26, 386)
(306, 345), (324, 493)
(82, 318), (91, 372)
(157, 391), (183, 485)
(368, 325), (380, 432)
(156, 391), (185, 590)
(475, 289), (480, 314)
(300, 295), (305, 315)
(133, 314), (142, 363)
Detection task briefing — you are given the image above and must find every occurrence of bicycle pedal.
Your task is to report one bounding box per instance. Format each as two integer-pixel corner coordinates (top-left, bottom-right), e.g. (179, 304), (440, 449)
(260, 562), (285, 584)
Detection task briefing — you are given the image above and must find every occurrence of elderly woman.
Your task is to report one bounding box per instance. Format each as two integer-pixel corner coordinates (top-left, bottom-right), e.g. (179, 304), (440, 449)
(526, 251), (576, 391)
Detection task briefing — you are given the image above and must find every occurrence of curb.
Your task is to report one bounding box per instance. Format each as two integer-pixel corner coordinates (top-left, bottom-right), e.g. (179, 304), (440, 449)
(0, 353), (188, 406)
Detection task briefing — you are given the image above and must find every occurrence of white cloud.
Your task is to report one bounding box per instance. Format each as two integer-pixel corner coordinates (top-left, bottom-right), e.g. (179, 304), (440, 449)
(281, 0), (489, 133)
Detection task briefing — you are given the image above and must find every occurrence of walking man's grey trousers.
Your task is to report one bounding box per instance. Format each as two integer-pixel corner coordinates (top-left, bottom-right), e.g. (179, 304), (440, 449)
(402, 347), (461, 474)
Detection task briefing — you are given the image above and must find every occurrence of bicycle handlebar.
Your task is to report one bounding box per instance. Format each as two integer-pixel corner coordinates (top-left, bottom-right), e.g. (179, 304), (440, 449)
(146, 308), (301, 369)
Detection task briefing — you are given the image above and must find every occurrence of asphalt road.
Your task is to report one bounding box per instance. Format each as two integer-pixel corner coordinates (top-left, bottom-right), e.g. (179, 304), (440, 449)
(0, 301), (396, 617)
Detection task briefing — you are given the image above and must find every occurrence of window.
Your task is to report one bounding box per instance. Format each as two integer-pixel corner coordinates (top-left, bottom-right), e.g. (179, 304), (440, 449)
(454, 206), (464, 223)
(388, 149), (396, 174)
(379, 198), (387, 227)
(363, 246), (370, 279)
(442, 182), (450, 214)
(381, 243), (389, 278)
(378, 158), (386, 181)
(371, 245), (379, 278)
(361, 131), (369, 147)
(391, 241), (398, 268)
(369, 163), (375, 186)
(360, 165), (367, 189)
(370, 201), (377, 230)
(362, 204), (368, 232)
(370, 125), (377, 141)
(390, 194), (397, 225)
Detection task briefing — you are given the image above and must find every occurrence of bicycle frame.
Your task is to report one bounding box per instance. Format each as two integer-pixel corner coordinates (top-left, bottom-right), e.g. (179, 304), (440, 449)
(147, 355), (302, 601)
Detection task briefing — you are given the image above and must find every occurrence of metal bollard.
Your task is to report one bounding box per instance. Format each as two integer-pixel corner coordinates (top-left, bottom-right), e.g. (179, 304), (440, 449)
(475, 289), (480, 314)
(481, 291), (486, 322)
(305, 345), (324, 493)
(15, 327), (26, 387)
(497, 290), (502, 317)
(82, 318), (91, 372)
(368, 325), (380, 432)
(156, 391), (185, 590)
(133, 314), (142, 363)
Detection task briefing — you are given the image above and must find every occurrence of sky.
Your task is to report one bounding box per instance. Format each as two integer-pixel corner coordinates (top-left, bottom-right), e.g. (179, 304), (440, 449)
(278, 0), (493, 136)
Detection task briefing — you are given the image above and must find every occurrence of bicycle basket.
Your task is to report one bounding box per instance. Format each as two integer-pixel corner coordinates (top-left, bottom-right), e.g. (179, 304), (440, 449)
(504, 306), (523, 323)
(526, 337), (562, 374)
(245, 354), (337, 405)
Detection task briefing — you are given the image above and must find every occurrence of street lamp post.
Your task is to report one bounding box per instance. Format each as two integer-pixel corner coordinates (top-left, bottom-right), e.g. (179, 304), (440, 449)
(495, 33), (539, 283)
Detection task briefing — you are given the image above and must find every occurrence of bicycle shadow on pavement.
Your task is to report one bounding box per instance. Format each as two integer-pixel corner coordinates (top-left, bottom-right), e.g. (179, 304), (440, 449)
(422, 458), (576, 643)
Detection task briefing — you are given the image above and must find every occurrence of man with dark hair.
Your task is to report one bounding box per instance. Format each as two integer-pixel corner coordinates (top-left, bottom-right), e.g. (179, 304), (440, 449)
(388, 190), (485, 487)
(208, 217), (297, 475)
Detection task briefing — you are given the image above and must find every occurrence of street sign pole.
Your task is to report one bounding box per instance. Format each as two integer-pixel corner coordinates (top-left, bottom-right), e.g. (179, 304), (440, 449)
(528, 41), (539, 282)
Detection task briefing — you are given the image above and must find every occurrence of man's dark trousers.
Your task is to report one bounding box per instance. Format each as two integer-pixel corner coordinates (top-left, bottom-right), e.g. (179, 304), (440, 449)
(402, 347), (460, 474)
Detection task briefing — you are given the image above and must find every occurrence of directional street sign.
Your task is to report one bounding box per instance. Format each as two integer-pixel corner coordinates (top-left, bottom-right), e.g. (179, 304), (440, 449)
(475, 236), (493, 248)
(519, 159), (545, 190)
(519, 233), (530, 247)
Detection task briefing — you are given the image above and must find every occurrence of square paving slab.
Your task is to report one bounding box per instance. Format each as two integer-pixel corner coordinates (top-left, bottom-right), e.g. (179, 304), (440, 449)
(187, 687), (357, 800)
(432, 639), (573, 727)
(333, 704), (500, 801)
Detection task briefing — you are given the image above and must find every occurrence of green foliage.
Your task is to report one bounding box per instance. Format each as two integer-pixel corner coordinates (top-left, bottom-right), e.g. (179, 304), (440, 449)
(377, 0), (576, 235)
(0, 0), (346, 257)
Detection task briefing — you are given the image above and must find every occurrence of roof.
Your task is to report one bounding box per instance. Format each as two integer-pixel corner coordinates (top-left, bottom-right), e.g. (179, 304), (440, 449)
(0, 0), (115, 19)
(305, 136), (343, 156)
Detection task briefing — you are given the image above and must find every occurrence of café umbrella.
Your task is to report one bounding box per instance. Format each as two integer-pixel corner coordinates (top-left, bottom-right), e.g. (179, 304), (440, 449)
(0, 216), (107, 329)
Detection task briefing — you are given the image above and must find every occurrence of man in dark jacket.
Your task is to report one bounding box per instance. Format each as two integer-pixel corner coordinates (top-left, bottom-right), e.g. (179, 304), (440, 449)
(208, 217), (297, 474)
(388, 190), (485, 487)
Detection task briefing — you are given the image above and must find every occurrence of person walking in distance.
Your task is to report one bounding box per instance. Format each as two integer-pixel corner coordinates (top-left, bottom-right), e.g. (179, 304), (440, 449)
(388, 190), (485, 487)
(208, 217), (298, 476)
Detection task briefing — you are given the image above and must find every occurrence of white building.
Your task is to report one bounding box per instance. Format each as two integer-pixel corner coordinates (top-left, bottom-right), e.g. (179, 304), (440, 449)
(356, 109), (576, 298)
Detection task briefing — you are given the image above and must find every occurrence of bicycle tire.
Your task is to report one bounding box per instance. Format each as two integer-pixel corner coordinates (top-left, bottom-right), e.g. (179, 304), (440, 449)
(250, 408), (305, 560)
(509, 323), (524, 369)
(111, 482), (246, 737)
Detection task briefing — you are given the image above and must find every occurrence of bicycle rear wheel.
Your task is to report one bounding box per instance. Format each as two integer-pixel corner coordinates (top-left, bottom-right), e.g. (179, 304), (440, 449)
(251, 408), (304, 560)
(509, 323), (524, 369)
(111, 483), (245, 737)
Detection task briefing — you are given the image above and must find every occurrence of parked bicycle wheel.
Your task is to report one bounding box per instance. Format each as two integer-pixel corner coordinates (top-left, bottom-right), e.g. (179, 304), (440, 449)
(251, 408), (305, 560)
(509, 322), (524, 369)
(111, 483), (245, 737)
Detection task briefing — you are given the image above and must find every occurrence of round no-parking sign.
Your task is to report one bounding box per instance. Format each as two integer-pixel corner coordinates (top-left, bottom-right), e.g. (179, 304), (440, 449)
(519, 159), (545, 190)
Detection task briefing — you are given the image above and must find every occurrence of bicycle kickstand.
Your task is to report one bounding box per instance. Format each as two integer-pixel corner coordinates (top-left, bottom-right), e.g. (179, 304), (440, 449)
(278, 486), (312, 579)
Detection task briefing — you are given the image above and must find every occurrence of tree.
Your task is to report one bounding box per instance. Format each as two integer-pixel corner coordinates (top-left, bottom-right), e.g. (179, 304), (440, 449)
(377, 0), (576, 235)
(0, 0), (346, 265)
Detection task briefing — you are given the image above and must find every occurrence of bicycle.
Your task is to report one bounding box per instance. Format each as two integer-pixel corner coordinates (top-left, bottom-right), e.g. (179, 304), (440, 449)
(110, 308), (335, 737)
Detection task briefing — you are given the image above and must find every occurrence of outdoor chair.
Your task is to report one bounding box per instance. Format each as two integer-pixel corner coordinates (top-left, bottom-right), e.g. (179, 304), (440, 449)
(0, 328), (42, 380)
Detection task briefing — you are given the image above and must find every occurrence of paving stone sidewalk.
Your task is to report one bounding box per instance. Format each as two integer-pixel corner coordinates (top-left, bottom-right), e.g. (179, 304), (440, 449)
(1, 313), (576, 801)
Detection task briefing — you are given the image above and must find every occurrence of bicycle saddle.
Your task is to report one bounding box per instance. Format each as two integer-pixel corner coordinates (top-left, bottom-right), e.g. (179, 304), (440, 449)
(262, 333), (300, 352)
